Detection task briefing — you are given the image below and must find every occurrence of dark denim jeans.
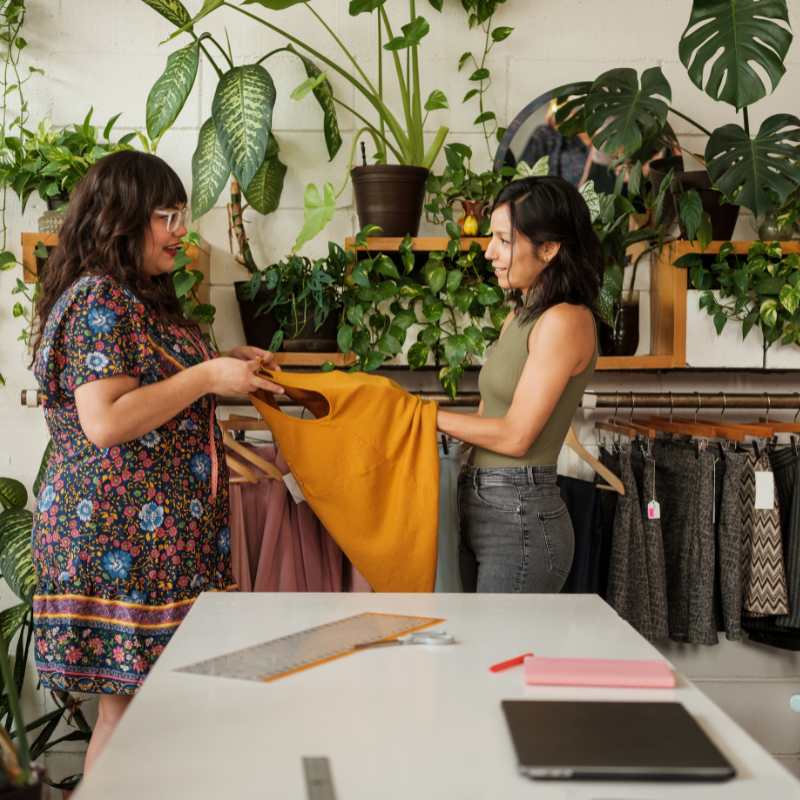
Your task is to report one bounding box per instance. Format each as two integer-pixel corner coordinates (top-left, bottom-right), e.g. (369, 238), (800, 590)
(458, 465), (574, 593)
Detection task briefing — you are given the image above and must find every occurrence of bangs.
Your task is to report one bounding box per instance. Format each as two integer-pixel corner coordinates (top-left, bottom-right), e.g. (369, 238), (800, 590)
(137, 153), (187, 212)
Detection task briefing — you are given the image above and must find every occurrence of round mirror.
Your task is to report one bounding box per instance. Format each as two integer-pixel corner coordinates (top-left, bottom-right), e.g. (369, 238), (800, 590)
(494, 82), (591, 187)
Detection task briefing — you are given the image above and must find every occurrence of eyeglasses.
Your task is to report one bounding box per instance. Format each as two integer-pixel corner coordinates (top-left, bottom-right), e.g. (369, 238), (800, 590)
(154, 206), (189, 233)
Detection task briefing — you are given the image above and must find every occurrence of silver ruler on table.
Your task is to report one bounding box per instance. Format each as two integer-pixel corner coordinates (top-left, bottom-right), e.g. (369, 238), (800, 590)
(176, 612), (445, 683)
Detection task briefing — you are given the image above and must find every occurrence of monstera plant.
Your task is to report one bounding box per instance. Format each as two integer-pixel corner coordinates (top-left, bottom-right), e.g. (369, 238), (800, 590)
(554, 0), (800, 221)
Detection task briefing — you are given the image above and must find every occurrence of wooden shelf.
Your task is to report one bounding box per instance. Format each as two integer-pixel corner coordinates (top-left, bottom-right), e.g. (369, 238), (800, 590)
(596, 355), (677, 370)
(672, 239), (800, 255)
(273, 352), (355, 367)
(344, 236), (489, 252)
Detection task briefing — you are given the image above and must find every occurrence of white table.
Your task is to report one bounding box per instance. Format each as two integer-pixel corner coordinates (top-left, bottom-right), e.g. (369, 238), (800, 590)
(73, 593), (800, 799)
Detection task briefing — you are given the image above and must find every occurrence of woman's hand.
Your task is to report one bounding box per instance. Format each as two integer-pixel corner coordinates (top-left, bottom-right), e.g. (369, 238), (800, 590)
(206, 357), (284, 397)
(227, 345), (281, 371)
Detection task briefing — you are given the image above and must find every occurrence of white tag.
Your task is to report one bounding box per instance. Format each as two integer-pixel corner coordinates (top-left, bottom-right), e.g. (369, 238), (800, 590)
(646, 500), (661, 520)
(754, 471), (774, 510)
(282, 472), (306, 504)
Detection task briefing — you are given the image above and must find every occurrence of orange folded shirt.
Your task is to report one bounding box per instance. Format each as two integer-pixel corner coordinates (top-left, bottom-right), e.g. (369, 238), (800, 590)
(249, 369), (439, 592)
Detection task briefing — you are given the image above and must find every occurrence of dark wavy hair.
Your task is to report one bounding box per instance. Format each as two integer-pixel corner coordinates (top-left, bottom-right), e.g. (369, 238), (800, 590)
(491, 175), (602, 323)
(31, 150), (190, 363)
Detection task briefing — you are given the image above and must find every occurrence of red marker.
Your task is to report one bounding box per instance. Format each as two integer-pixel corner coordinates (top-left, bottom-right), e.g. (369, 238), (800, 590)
(489, 652), (534, 673)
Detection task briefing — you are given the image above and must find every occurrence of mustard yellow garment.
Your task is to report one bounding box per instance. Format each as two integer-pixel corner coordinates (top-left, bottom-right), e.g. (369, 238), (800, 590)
(249, 370), (439, 592)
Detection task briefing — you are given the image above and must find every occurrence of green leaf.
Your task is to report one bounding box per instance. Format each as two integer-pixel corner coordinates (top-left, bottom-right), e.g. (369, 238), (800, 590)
(392, 309), (417, 330)
(713, 311), (728, 335)
(678, 189), (703, 240)
(438, 365), (463, 400)
(458, 51), (472, 71)
(0, 478), (26, 512)
(351, 262), (371, 288)
(464, 325), (484, 354)
(287, 46), (342, 161)
(191, 118), (230, 219)
(384, 16), (430, 50)
(491, 26), (514, 42)
(146, 40), (199, 140)
(375, 255), (400, 280)
(697, 212), (713, 250)
(377, 331), (402, 355)
(760, 298), (779, 328)
(164, 0), (223, 40)
(0, 251), (15, 270)
(424, 90), (448, 112)
(678, 0), (792, 110)
(597, 262), (623, 326)
(0, 508), (35, 602)
(585, 66), (671, 158)
(422, 294), (444, 322)
(212, 64), (276, 189)
(348, 0), (386, 14)
(355, 223), (382, 247)
(290, 73), (326, 102)
(476, 283), (503, 306)
(462, 88), (479, 103)
(172, 269), (197, 298)
(243, 135), (286, 215)
(423, 258), (446, 293)
(337, 324), (353, 352)
(780, 284), (799, 315)
(293, 182), (336, 253)
(446, 269), (463, 292)
(579, 180), (601, 222)
(469, 68), (490, 82)
(443, 334), (468, 366)
(407, 342), (430, 368)
(427, 0), (443, 11)
(363, 351), (386, 371)
(473, 111), (496, 125)
(141, 0), (193, 29)
(399, 235), (415, 273)
(705, 115), (800, 217)
(0, 603), (28, 644)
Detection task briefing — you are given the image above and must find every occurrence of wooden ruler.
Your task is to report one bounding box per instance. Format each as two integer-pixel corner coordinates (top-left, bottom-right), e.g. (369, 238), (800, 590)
(177, 612), (445, 683)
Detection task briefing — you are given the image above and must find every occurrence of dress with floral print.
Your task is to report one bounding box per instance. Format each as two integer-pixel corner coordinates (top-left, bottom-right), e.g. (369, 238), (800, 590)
(32, 275), (233, 695)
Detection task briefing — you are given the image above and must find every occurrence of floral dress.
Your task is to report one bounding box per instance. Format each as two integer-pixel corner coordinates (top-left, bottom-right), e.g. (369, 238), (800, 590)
(32, 275), (233, 695)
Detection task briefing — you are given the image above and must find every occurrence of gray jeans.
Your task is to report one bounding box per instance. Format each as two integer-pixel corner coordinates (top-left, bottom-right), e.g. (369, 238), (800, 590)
(457, 466), (574, 593)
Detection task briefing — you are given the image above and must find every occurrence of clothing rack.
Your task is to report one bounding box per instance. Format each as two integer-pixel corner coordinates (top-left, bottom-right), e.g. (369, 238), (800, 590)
(18, 389), (800, 410)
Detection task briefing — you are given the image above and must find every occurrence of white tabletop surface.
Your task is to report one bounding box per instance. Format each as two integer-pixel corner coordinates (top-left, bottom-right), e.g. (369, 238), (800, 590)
(73, 593), (800, 799)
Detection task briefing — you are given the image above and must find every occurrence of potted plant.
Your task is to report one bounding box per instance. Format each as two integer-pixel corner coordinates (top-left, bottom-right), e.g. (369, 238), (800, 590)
(236, 242), (350, 353)
(0, 456), (92, 795)
(336, 227), (506, 398)
(552, 0), (800, 239)
(0, 109), (137, 232)
(142, 0), (450, 248)
(675, 240), (800, 368)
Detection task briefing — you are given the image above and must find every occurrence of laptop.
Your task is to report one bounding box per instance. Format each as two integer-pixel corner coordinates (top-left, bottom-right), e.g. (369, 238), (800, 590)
(502, 700), (736, 781)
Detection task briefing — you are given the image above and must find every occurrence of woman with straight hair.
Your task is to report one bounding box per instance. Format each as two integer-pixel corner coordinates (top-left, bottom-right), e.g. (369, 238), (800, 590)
(437, 175), (602, 593)
(30, 150), (283, 774)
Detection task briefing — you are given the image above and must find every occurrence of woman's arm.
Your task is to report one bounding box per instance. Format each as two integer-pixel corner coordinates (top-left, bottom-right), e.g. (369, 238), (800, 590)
(437, 305), (594, 457)
(75, 357), (282, 449)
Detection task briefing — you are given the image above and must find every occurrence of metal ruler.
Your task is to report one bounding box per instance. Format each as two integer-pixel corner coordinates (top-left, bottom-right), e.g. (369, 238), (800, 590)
(177, 612), (444, 683)
(303, 757), (336, 800)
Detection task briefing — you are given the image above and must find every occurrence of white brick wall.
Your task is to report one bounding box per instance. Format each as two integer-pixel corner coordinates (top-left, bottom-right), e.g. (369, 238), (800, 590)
(1, 1), (799, 790)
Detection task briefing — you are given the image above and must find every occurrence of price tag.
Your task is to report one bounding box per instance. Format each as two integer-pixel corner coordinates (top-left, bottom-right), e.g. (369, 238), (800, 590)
(754, 471), (774, 510)
(283, 472), (306, 504)
(647, 500), (661, 520)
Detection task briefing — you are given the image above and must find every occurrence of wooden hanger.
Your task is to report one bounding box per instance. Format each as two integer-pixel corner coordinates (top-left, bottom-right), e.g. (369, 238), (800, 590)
(640, 415), (745, 442)
(759, 393), (800, 433)
(222, 430), (283, 481)
(226, 454), (260, 484)
(564, 425), (625, 495)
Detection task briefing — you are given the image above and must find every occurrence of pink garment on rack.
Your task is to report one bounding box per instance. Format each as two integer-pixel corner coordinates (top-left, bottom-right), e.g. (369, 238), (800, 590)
(228, 443), (371, 592)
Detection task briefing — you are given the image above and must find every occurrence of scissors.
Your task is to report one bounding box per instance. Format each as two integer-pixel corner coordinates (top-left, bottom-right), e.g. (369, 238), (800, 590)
(354, 631), (455, 650)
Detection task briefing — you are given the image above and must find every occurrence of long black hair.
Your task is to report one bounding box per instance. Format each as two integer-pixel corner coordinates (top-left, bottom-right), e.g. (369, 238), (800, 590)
(32, 151), (189, 363)
(491, 175), (602, 323)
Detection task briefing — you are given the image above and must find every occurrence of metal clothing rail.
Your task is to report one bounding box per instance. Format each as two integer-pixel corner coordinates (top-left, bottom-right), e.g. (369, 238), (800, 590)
(18, 389), (800, 411)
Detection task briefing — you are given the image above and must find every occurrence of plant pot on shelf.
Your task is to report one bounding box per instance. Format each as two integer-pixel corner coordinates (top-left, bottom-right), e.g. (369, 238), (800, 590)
(758, 214), (797, 241)
(454, 199), (487, 236)
(599, 295), (640, 357)
(351, 165), (428, 237)
(234, 282), (339, 352)
(37, 194), (69, 234)
(648, 158), (739, 241)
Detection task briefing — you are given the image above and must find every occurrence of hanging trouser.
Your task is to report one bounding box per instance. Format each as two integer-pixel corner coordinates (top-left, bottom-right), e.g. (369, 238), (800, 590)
(653, 439), (718, 645)
(597, 448), (621, 599)
(630, 445), (669, 641)
(436, 438), (466, 592)
(558, 475), (604, 594)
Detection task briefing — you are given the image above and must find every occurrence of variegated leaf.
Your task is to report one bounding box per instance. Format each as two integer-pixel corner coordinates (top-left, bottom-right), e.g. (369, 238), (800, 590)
(0, 508), (35, 603)
(146, 40), (199, 140)
(243, 136), (287, 215)
(141, 0), (193, 28)
(0, 603), (28, 644)
(0, 479), (26, 512)
(212, 65), (276, 190)
(191, 117), (230, 219)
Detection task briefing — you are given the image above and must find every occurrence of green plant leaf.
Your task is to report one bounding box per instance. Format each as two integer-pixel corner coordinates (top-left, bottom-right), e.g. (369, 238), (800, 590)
(0, 508), (35, 603)
(424, 90), (448, 112)
(438, 365), (463, 400)
(464, 325), (484, 354)
(473, 111), (496, 125)
(469, 68), (490, 82)
(377, 331), (402, 355)
(585, 66), (671, 158)
(0, 251), (16, 270)
(443, 334), (468, 366)
(780, 284), (800, 315)
(172, 269), (197, 298)
(458, 51), (472, 71)
(392, 309), (417, 330)
(579, 180), (601, 222)
(697, 212), (713, 250)
(164, 0), (223, 40)
(375, 255), (400, 279)
(384, 16), (430, 51)
(293, 182), (336, 253)
(348, 0), (386, 14)
(141, 0), (193, 29)
(337, 324), (353, 352)
(760, 298), (779, 328)
(355, 224), (382, 247)
(476, 283), (503, 306)
(705, 114), (800, 216)
(427, 0), (443, 11)
(244, 0), (309, 7)
(423, 258), (446, 293)
(462, 88), (479, 102)
(597, 262), (623, 327)
(290, 73), (326, 101)
(351, 262), (371, 288)
(0, 478), (26, 512)
(212, 64), (276, 189)
(407, 342), (430, 368)
(243, 135), (286, 215)
(422, 294), (444, 322)
(287, 46), (342, 161)
(363, 351), (386, 371)
(0, 603), (28, 644)
(678, 189), (703, 240)
(713, 310), (728, 334)
(191, 117), (230, 219)
(33, 441), (53, 500)
(446, 270), (463, 292)
(146, 40), (199, 140)
(678, 0), (792, 110)
(492, 26), (514, 42)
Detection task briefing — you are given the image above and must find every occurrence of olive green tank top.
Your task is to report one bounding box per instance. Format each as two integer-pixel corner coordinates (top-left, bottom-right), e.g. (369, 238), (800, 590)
(472, 311), (597, 467)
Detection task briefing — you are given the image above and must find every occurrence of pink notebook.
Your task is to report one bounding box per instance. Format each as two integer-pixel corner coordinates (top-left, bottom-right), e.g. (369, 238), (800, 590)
(523, 656), (676, 689)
